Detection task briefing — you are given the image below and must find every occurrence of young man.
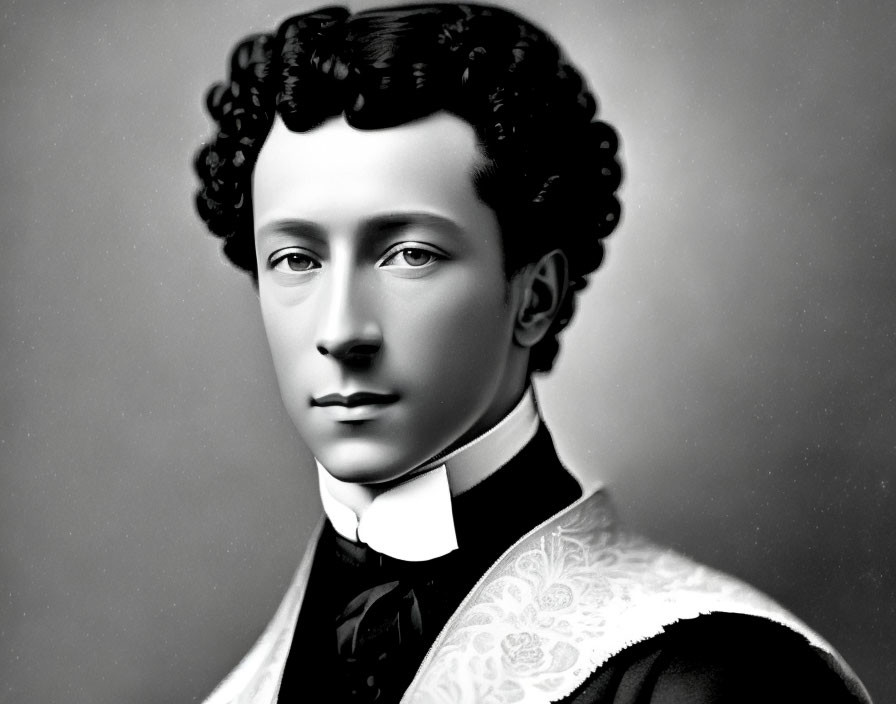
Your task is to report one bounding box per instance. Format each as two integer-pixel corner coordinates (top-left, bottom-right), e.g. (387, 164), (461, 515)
(194, 5), (871, 702)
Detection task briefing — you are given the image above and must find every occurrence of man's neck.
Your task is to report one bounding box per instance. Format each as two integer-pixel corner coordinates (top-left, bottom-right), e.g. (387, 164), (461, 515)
(319, 382), (534, 515)
(316, 387), (542, 560)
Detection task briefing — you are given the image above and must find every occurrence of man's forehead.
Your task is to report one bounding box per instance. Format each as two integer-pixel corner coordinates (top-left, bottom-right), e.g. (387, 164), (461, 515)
(252, 112), (493, 234)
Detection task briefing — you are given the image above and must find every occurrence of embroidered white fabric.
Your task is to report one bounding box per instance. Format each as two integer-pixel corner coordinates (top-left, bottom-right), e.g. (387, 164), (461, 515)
(400, 491), (870, 704)
(201, 491), (871, 704)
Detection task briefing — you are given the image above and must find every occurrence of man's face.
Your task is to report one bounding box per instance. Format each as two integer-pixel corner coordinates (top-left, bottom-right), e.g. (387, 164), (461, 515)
(252, 112), (528, 484)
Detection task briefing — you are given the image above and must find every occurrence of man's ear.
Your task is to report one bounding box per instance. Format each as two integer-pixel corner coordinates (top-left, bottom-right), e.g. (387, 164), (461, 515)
(513, 249), (569, 349)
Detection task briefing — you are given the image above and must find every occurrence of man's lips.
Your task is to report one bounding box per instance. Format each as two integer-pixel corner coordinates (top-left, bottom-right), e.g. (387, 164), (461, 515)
(311, 392), (400, 408)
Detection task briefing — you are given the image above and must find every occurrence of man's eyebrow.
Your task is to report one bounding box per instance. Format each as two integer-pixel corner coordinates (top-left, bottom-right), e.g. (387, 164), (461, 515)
(257, 212), (465, 241)
(362, 212), (464, 237)
(255, 219), (326, 242)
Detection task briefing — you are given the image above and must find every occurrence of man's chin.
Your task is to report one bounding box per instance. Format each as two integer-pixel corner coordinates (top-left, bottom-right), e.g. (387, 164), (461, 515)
(313, 442), (419, 485)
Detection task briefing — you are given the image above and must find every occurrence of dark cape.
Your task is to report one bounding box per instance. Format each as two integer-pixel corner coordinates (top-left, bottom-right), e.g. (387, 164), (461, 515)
(204, 426), (871, 703)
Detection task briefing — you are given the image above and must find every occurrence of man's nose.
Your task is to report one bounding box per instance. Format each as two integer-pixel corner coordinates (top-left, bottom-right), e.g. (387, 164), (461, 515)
(314, 270), (383, 365)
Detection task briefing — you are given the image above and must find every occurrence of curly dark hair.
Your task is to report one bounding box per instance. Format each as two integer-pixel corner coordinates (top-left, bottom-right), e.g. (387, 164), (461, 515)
(194, 3), (622, 373)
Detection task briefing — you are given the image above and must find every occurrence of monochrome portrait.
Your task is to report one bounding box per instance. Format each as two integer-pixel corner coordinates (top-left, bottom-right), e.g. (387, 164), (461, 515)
(1, 1), (891, 702)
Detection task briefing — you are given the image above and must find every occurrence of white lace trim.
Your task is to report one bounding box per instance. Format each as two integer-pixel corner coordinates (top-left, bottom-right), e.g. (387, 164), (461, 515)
(400, 491), (870, 704)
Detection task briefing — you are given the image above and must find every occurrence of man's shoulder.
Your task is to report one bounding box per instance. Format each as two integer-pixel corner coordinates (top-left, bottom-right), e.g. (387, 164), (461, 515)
(400, 489), (872, 703)
(561, 611), (864, 704)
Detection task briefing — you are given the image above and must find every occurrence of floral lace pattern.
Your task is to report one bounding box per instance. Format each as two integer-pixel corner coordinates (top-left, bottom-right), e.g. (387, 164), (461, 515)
(400, 490), (863, 704)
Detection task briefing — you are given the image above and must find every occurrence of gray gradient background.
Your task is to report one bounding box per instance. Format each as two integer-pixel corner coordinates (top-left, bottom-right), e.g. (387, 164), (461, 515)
(1, 0), (893, 701)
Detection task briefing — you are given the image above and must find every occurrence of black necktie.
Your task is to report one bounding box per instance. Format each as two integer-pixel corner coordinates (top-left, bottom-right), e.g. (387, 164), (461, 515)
(331, 536), (427, 702)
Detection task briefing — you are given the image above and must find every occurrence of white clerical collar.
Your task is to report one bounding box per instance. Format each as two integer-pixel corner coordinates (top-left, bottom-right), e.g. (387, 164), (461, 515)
(317, 388), (541, 562)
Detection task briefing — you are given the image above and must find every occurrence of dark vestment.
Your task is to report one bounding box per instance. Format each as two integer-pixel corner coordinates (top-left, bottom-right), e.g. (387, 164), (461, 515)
(276, 426), (859, 703)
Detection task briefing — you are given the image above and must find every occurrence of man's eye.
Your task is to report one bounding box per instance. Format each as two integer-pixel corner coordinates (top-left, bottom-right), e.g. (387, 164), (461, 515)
(380, 247), (441, 268)
(271, 251), (320, 273)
